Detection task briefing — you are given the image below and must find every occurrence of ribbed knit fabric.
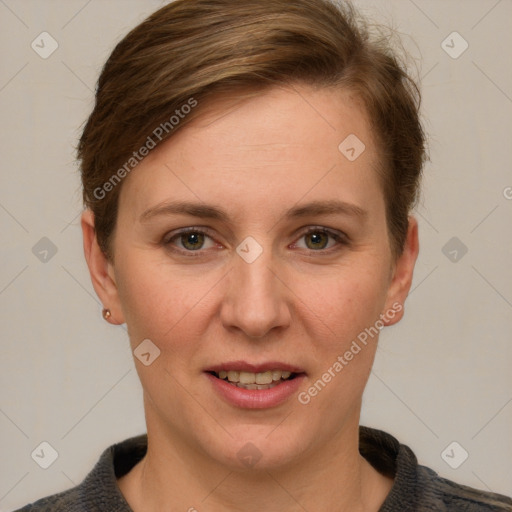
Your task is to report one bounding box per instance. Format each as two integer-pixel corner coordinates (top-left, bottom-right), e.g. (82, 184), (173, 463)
(14, 426), (512, 511)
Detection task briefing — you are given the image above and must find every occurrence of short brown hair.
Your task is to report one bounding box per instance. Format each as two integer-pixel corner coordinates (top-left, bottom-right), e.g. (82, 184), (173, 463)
(78, 0), (426, 259)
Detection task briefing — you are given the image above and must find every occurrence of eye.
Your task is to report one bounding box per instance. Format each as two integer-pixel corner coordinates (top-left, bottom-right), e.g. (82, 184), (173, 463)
(293, 227), (347, 252)
(164, 228), (217, 252)
(163, 226), (347, 256)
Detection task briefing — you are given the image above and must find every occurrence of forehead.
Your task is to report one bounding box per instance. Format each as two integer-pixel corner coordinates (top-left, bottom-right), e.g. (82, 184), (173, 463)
(119, 84), (382, 220)
(173, 84), (375, 163)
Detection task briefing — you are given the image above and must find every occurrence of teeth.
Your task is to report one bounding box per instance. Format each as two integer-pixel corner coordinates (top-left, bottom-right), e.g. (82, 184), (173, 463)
(255, 371), (273, 384)
(227, 371), (240, 383)
(239, 371), (256, 384)
(218, 369), (294, 384)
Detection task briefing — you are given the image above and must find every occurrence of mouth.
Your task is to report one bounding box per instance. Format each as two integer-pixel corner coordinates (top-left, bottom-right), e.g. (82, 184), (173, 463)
(207, 369), (300, 390)
(204, 362), (307, 409)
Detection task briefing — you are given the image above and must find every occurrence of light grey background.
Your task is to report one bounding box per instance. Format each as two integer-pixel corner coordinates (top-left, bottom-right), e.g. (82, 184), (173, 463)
(1, 0), (511, 510)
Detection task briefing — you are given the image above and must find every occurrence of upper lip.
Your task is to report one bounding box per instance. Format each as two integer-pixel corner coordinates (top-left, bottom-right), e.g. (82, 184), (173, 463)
(205, 361), (306, 374)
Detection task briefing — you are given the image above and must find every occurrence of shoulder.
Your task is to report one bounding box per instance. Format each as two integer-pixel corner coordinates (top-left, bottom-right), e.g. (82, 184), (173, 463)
(11, 487), (83, 512)
(359, 426), (512, 511)
(11, 434), (147, 512)
(416, 464), (512, 511)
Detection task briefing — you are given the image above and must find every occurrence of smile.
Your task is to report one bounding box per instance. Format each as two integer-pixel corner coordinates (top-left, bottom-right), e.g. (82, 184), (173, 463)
(205, 363), (306, 409)
(209, 369), (297, 390)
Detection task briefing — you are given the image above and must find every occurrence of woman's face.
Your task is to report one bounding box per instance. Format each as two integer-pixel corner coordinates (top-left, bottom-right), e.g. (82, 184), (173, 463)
(85, 84), (418, 470)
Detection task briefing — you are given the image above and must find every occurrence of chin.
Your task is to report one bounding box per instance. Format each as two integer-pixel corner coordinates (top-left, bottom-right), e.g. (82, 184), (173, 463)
(204, 426), (311, 472)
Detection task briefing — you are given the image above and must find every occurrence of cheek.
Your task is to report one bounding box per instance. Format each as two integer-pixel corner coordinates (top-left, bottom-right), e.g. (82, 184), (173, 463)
(114, 250), (220, 350)
(298, 263), (388, 337)
(115, 264), (169, 340)
(114, 229), (391, 359)
(293, 270), (388, 414)
(291, 258), (390, 384)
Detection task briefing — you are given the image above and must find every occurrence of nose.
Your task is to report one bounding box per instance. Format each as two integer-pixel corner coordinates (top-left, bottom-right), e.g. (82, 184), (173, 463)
(220, 246), (291, 339)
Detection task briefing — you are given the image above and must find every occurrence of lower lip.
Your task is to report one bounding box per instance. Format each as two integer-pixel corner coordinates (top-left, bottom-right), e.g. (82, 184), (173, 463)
(205, 372), (306, 409)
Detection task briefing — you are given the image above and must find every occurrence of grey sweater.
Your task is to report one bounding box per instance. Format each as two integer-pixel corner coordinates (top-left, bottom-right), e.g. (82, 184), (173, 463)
(14, 426), (512, 511)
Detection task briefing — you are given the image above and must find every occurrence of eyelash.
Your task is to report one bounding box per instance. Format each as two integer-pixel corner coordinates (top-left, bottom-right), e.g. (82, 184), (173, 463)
(163, 226), (348, 257)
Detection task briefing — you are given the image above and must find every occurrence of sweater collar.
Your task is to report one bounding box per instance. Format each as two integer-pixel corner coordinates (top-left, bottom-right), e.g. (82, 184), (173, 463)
(82, 427), (417, 511)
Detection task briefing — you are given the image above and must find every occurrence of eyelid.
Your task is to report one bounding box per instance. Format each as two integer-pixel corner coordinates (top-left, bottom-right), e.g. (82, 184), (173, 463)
(299, 225), (348, 241)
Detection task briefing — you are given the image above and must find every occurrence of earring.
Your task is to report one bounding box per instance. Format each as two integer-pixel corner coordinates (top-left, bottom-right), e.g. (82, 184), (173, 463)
(102, 308), (112, 320)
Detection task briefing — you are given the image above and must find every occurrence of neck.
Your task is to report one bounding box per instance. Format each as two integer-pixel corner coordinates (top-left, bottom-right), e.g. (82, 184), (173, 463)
(118, 408), (393, 512)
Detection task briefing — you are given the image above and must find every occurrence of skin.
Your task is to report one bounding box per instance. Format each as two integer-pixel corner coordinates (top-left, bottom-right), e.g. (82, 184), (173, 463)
(82, 84), (419, 511)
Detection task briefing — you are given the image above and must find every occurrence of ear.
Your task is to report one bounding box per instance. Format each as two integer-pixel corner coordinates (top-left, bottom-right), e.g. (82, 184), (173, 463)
(81, 210), (125, 325)
(382, 216), (419, 326)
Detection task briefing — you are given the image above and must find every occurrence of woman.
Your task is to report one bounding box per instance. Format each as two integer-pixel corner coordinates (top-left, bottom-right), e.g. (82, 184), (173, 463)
(15, 0), (512, 510)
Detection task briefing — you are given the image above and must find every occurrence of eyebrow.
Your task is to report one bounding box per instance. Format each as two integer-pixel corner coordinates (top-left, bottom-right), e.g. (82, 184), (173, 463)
(139, 199), (367, 223)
